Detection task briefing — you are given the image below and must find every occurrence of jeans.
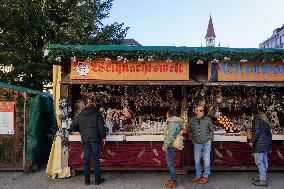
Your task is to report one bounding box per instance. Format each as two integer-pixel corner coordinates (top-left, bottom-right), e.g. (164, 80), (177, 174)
(83, 142), (102, 179)
(194, 141), (211, 178)
(254, 152), (268, 181)
(166, 147), (177, 180)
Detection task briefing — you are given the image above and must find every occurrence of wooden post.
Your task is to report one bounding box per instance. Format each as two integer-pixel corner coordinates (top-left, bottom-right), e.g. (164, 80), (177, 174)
(23, 92), (27, 170)
(181, 85), (188, 173)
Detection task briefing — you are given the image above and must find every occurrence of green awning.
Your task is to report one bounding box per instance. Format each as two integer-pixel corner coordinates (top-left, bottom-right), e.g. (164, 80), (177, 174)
(47, 44), (283, 53)
(0, 82), (51, 97)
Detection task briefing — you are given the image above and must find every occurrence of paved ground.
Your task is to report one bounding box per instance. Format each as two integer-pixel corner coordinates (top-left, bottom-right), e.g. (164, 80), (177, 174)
(0, 170), (283, 189)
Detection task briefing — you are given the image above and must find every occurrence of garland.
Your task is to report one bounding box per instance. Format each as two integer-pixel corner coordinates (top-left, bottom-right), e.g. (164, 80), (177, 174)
(0, 138), (13, 163)
(46, 45), (284, 64)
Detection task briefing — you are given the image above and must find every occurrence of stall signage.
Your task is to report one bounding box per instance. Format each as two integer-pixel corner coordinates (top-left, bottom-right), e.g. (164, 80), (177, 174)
(0, 101), (14, 134)
(70, 59), (189, 80)
(208, 61), (284, 81)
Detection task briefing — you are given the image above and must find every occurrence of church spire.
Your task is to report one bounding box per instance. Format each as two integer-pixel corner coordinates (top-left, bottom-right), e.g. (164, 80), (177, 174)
(205, 14), (216, 47)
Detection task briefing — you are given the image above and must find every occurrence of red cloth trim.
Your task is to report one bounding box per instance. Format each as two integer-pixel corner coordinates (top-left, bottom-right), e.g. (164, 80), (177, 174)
(69, 142), (182, 168)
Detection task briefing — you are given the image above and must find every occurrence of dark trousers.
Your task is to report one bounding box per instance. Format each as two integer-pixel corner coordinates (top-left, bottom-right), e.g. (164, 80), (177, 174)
(83, 142), (102, 179)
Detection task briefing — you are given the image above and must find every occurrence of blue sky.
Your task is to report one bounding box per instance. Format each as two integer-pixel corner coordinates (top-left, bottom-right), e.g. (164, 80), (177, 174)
(105, 0), (284, 48)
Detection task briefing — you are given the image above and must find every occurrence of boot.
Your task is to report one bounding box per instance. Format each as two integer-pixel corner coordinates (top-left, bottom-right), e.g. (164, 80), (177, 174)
(85, 176), (90, 185)
(95, 175), (105, 185)
(165, 180), (177, 188)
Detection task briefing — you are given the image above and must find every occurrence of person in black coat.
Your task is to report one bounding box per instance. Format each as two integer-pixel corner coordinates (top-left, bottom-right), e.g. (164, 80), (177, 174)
(250, 108), (272, 187)
(70, 102), (106, 185)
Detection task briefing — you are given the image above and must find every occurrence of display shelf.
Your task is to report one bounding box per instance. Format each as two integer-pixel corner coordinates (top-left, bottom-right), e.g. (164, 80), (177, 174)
(272, 134), (284, 141)
(213, 134), (247, 142)
(68, 134), (125, 142)
(69, 134), (284, 142)
(125, 135), (164, 141)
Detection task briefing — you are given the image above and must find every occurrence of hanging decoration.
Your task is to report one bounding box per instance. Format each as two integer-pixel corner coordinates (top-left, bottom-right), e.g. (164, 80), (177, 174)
(191, 86), (283, 134)
(59, 98), (72, 147)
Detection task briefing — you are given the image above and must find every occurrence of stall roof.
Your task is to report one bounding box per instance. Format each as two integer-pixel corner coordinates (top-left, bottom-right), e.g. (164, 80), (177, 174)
(48, 44), (282, 53)
(0, 82), (52, 97)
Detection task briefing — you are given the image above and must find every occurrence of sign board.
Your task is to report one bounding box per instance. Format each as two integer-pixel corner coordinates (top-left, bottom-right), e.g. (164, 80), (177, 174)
(0, 101), (14, 134)
(208, 61), (284, 81)
(70, 59), (189, 80)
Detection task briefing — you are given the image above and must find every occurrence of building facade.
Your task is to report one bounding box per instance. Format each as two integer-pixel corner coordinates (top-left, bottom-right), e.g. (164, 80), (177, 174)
(259, 24), (284, 49)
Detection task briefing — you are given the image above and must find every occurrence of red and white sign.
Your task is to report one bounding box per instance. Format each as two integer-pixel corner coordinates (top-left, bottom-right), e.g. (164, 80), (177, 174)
(0, 101), (14, 134)
(70, 59), (190, 80)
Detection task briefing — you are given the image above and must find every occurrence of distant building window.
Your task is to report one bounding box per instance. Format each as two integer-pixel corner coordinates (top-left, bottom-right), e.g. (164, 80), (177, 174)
(271, 40), (276, 48)
(276, 37), (280, 46)
(281, 35), (284, 44)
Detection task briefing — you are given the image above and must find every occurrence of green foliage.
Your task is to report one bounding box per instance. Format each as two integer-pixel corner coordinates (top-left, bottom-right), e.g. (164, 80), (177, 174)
(0, 0), (129, 90)
(15, 94), (25, 161)
(47, 45), (284, 63)
(0, 138), (13, 163)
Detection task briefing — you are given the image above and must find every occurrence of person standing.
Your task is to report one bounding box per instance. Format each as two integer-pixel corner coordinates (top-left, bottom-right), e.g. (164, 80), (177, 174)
(188, 105), (214, 184)
(162, 109), (184, 188)
(250, 108), (272, 187)
(70, 102), (106, 185)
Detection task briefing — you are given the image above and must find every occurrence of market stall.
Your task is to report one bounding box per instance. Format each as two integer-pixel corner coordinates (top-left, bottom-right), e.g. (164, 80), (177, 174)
(183, 58), (284, 169)
(46, 45), (284, 174)
(0, 82), (56, 171)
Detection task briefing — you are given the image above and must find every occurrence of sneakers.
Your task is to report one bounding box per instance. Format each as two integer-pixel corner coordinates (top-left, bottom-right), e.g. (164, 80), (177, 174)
(252, 176), (260, 182)
(191, 177), (201, 182)
(165, 180), (177, 188)
(191, 177), (208, 184)
(252, 180), (268, 187)
(198, 176), (209, 184)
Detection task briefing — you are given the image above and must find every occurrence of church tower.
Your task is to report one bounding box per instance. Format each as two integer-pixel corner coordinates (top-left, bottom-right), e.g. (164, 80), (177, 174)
(205, 14), (216, 47)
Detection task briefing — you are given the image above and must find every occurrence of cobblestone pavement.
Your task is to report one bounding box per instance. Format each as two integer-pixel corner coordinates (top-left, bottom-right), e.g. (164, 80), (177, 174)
(0, 170), (283, 189)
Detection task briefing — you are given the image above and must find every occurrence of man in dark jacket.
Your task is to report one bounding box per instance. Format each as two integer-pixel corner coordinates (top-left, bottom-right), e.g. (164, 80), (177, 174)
(188, 105), (214, 184)
(70, 102), (106, 185)
(250, 108), (272, 187)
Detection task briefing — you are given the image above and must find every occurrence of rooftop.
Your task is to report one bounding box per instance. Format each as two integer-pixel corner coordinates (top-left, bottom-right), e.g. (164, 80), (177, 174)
(205, 15), (216, 38)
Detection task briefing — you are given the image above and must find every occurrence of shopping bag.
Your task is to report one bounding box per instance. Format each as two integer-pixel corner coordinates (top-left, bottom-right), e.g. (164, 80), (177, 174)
(172, 132), (184, 150)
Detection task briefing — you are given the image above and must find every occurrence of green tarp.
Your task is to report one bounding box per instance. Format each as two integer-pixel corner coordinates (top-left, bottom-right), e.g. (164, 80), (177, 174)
(27, 94), (57, 162)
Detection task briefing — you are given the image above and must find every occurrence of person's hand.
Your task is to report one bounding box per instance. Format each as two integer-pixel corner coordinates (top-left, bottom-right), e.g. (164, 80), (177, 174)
(102, 139), (106, 147)
(249, 143), (253, 147)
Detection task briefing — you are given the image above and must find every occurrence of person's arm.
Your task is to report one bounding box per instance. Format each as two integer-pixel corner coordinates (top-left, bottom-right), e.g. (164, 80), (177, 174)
(70, 117), (79, 132)
(208, 118), (214, 142)
(267, 123), (272, 151)
(188, 118), (194, 140)
(251, 117), (261, 143)
(98, 113), (106, 145)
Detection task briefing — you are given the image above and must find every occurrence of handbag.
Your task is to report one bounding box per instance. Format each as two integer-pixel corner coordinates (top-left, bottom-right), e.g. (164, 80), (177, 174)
(172, 131), (184, 150)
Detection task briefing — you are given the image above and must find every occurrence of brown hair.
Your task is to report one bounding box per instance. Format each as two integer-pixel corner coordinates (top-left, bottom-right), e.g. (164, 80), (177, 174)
(167, 108), (177, 117)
